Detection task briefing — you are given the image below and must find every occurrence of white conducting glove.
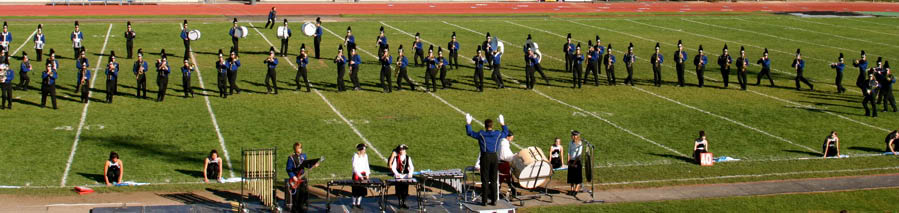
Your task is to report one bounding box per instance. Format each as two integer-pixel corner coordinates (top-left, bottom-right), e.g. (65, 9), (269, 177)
(466, 113), (473, 124)
(498, 114), (505, 126)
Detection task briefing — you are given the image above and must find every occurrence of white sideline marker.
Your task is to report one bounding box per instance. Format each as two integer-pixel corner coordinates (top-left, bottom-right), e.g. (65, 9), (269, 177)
(61, 24), (113, 187)
(248, 22), (389, 162)
(188, 46), (236, 179)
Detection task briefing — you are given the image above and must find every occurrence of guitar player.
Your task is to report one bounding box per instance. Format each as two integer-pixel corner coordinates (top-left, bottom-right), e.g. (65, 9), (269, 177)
(286, 142), (320, 213)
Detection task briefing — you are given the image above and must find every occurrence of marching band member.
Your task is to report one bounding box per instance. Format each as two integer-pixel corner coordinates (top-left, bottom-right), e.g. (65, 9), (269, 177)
(792, 49), (814, 91)
(229, 18), (241, 54)
(0, 62), (12, 109)
(181, 59), (194, 98)
(438, 47), (451, 89)
(413, 33), (424, 67)
(483, 33), (494, 69)
(881, 62), (896, 112)
(133, 49), (149, 99)
(623, 43), (636, 86)
(376, 26), (387, 58)
(181, 20), (190, 60)
(595, 36), (606, 85)
(694, 45), (708, 88)
(853, 50), (869, 94)
(571, 43), (584, 88)
(473, 45), (486, 92)
(264, 47), (279, 94)
(314, 18), (323, 59)
(215, 49), (228, 98)
(693, 131), (709, 164)
(71, 21), (84, 59)
(465, 113), (509, 206)
(77, 60), (90, 103)
(280, 19), (292, 57)
(395, 45), (414, 91)
(41, 62), (57, 109)
(823, 131), (840, 158)
(105, 52), (119, 103)
(378, 47), (392, 93)
(424, 45), (437, 92)
(34, 24), (45, 61)
(389, 144), (414, 209)
(227, 48), (241, 95)
(125, 21), (136, 59)
(204, 149), (222, 183)
(736, 46), (749, 90)
(830, 53), (846, 93)
(351, 143), (371, 209)
(350, 47), (362, 91)
(104, 152), (123, 186)
(604, 44), (617, 86)
(875, 58), (886, 105)
(674, 40), (687, 87)
(718, 44), (732, 88)
(583, 41), (599, 86)
(563, 33), (574, 73)
(491, 44), (503, 89)
(286, 142), (319, 213)
(295, 44), (310, 92)
(525, 44), (537, 90)
(863, 72), (879, 117)
(448, 32), (459, 70)
(155, 50), (171, 102)
(334, 45), (347, 92)
(650, 43), (664, 87)
(75, 49), (90, 88)
(344, 26), (355, 54)
(757, 48), (775, 87)
(17, 52), (31, 91)
(264, 7), (276, 29)
(1, 22), (11, 53)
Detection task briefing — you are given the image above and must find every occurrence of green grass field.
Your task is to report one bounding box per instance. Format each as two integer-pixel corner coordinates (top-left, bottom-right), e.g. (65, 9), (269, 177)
(1, 14), (898, 193)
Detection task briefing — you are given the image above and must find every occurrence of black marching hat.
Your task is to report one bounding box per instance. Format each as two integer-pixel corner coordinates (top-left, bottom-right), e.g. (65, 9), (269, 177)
(698, 45), (704, 52)
(232, 18), (238, 24)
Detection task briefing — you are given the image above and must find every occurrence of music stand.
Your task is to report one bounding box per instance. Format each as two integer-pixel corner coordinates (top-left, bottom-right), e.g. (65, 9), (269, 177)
(582, 140), (604, 204)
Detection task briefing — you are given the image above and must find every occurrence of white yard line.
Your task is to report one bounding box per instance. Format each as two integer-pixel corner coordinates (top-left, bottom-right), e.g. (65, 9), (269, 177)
(599, 166), (899, 186)
(248, 22), (389, 162)
(60, 24), (113, 187)
(733, 18), (899, 49)
(787, 17), (897, 37)
(439, 21), (689, 158)
(679, 18), (850, 61)
(9, 29), (37, 56)
(188, 47), (236, 179)
(748, 90), (890, 132)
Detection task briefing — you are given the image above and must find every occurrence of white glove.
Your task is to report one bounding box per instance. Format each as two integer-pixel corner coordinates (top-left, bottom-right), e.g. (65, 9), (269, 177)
(466, 113), (473, 124)
(498, 114), (505, 126)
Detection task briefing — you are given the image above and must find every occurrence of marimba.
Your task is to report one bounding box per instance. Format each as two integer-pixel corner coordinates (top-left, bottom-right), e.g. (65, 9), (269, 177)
(326, 178), (386, 211)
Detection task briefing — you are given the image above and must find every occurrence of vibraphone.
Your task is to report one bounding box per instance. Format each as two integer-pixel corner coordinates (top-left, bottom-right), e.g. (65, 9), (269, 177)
(326, 178), (386, 211)
(385, 178), (423, 211)
(415, 169), (464, 207)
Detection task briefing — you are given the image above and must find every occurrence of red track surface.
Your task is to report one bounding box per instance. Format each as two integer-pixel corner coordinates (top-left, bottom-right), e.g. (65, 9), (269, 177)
(2, 2), (898, 17)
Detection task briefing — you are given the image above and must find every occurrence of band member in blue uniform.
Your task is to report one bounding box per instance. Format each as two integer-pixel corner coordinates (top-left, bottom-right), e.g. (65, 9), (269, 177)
(830, 53), (846, 93)
(41, 62), (57, 109)
(295, 44), (310, 92)
(595, 36), (605, 79)
(717, 44), (732, 88)
(0, 22), (11, 53)
(563, 33), (574, 73)
(334, 45), (347, 92)
(350, 47), (363, 91)
(34, 24), (45, 61)
(792, 49), (814, 91)
(17, 52), (32, 91)
(105, 52), (119, 103)
(674, 40), (687, 87)
(314, 17), (323, 59)
(483, 33), (494, 69)
(413, 32), (424, 67)
(572, 43), (584, 88)
(863, 73), (879, 117)
(491, 44), (503, 89)
(156, 50), (171, 102)
(227, 48), (241, 94)
(604, 43), (617, 86)
(756, 48), (774, 87)
(1, 62), (13, 109)
(378, 47), (392, 93)
(651, 43), (664, 87)
(881, 62), (896, 112)
(583, 41), (599, 86)
(75, 49), (90, 87)
(853, 50), (869, 94)
(182, 20), (193, 60)
(525, 44), (537, 90)
(624, 43), (636, 86)
(215, 49), (228, 98)
(465, 113), (509, 206)
(229, 18), (244, 54)
(279, 19), (292, 57)
(344, 26), (355, 55)
(438, 47), (451, 89)
(473, 45), (486, 92)
(736, 46), (749, 90)
(133, 49), (149, 99)
(77, 60), (91, 103)
(72, 21), (85, 59)
(395, 45), (414, 91)
(448, 32), (460, 69)
(694, 45), (708, 88)
(264, 7), (276, 29)
(125, 21), (136, 59)
(376, 26), (388, 58)
(181, 59), (194, 98)
(264, 47), (279, 94)
(424, 45), (438, 92)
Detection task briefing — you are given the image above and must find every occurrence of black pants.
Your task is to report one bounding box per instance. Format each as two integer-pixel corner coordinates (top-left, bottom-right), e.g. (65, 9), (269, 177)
(676, 63), (686, 87)
(1, 83), (12, 109)
(379, 67), (392, 93)
(491, 64), (503, 88)
(721, 68), (730, 88)
(564, 54), (572, 73)
(396, 67), (414, 90)
(295, 67), (309, 92)
(350, 66), (361, 90)
(265, 18), (275, 29)
(652, 65), (662, 86)
(882, 91), (896, 112)
(757, 67), (774, 86)
(156, 77), (168, 102)
(218, 75), (228, 98)
(291, 181), (309, 213)
(834, 72), (846, 93)
(35, 49), (42, 61)
(231, 38), (239, 54)
(696, 67), (705, 87)
(738, 70), (747, 90)
(106, 79), (116, 103)
(425, 68), (438, 92)
(80, 80), (90, 103)
(228, 71), (240, 94)
(864, 93), (878, 117)
(625, 65), (635, 86)
(395, 183), (409, 204)
(535, 63), (549, 85)
(314, 36), (321, 59)
(473, 68), (484, 91)
(449, 52), (459, 69)
(440, 67), (451, 88)
(525, 65), (536, 89)
(183, 76), (194, 97)
(572, 64), (583, 88)
(823, 145), (838, 157)
(280, 39), (289, 57)
(41, 84), (57, 109)
(265, 68), (278, 94)
(18, 71), (29, 91)
(73, 47), (83, 59)
(479, 152), (498, 204)
(127, 40), (134, 59)
(136, 75), (147, 98)
(693, 149), (707, 164)
(583, 61), (599, 86)
(337, 67), (346, 92)
(414, 50), (424, 66)
(183, 40), (191, 60)
(606, 65), (616, 85)
(795, 72), (814, 90)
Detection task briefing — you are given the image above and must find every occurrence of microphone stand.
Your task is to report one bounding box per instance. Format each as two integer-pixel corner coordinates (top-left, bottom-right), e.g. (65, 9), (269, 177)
(582, 140), (603, 204)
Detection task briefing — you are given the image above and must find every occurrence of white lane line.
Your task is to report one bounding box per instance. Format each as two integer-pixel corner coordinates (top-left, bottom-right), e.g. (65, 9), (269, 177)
(633, 86), (819, 153)
(60, 24), (113, 187)
(10, 29), (37, 56)
(439, 21), (688, 158)
(599, 166), (899, 186)
(189, 46), (236, 179)
(748, 90), (890, 132)
(733, 18), (899, 49)
(248, 22), (389, 162)
(378, 21), (526, 150)
(679, 18), (849, 61)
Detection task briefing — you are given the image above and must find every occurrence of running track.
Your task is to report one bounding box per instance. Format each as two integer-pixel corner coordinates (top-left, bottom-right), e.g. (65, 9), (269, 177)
(3, 2), (899, 17)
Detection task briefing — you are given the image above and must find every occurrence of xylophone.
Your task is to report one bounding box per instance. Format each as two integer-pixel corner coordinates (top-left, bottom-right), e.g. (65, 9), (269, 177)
(415, 169), (465, 206)
(326, 178), (386, 211)
(386, 178), (423, 210)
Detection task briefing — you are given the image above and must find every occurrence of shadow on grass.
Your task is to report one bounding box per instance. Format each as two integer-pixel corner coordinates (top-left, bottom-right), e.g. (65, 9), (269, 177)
(175, 169), (205, 179)
(648, 153), (695, 164)
(158, 192), (231, 209)
(848, 146), (884, 154)
(783, 149), (821, 157)
(77, 172), (106, 183)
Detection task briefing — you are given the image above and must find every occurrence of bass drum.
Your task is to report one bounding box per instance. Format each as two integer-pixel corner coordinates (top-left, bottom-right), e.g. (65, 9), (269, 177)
(188, 30), (201, 41)
(277, 26), (289, 39)
(302, 22), (316, 37)
(511, 146), (553, 189)
(239, 26), (248, 38)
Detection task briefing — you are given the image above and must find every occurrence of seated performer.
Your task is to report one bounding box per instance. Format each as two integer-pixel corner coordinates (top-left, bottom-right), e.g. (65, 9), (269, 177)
(351, 143), (370, 209)
(389, 144), (414, 209)
(286, 142), (320, 213)
(887, 130), (899, 155)
(104, 151), (123, 186)
(823, 131), (840, 158)
(549, 138), (564, 169)
(693, 131), (709, 164)
(203, 149), (222, 183)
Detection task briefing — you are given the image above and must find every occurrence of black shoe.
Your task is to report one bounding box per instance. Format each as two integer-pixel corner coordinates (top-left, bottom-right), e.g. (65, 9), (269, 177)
(489, 201), (496, 206)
